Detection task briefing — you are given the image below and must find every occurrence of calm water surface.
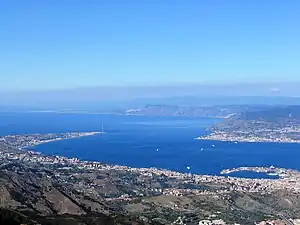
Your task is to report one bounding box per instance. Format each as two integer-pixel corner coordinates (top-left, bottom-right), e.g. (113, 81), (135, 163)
(0, 112), (299, 178)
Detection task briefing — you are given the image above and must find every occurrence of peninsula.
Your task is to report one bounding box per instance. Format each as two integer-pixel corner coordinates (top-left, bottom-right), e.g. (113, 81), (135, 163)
(2, 131), (103, 150)
(197, 105), (300, 143)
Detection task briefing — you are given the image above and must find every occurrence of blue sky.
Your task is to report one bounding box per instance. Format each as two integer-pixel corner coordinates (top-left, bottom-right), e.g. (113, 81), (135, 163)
(1, 0), (300, 91)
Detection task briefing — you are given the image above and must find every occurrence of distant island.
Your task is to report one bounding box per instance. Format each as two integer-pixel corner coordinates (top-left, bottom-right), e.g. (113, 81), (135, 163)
(197, 105), (300, 143)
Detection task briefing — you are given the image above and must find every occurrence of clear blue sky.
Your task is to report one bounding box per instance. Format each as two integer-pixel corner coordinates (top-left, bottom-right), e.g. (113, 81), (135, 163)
(1, 0), (299, 91)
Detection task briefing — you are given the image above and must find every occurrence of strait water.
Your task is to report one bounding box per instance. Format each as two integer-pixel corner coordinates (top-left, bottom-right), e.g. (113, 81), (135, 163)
(0, 112), (299, 178)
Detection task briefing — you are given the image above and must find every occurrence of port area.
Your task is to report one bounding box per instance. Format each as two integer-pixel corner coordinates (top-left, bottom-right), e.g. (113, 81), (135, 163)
(220, 166), (292, 179)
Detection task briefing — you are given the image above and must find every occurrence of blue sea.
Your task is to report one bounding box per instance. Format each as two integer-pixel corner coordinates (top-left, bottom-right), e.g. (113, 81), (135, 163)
(1, 112), (299, 178)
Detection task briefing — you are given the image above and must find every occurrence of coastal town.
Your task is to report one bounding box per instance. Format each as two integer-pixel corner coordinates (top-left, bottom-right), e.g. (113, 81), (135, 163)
(197, 126), (300, 143)
(1, 132), (300, 224)
(1, 131), (103, 149)
(197, 106), (300, 144)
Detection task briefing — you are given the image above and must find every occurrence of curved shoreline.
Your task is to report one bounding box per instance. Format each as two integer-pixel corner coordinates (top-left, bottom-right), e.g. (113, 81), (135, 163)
(2, 131), (300, 196)
(14, 131), (104, 150)
(220, 166), (291, 178)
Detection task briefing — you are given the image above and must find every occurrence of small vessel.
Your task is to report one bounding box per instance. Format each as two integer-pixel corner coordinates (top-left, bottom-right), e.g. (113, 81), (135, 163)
(156, 148), (159, 152)
(234, 141), (238, 144)
(212, 144), (215, 148)
(200, 148), (204, 151)
(186, 166), (191, 170)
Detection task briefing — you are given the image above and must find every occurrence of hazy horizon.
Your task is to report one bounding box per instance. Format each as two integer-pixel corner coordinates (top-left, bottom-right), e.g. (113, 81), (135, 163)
(2, 82), (300, 96)
(2, 83), (300, 110)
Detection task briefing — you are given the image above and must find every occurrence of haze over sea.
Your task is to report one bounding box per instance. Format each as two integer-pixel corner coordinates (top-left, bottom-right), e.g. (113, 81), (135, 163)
(0, 112), (299, 178)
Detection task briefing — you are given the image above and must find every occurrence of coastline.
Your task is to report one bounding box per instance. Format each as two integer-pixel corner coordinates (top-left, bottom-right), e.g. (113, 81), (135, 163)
(15, 132), (294, 180)
(15, 131), (299, 179)
(15, 131), (104, 150)
(195, 134), (300, 144)
(10, 138), (299, 182)
(3, 131), (300, 198)
(3, 130), (299, 181)
(220, 166), (290, 178)
(10, 143), (300, 193)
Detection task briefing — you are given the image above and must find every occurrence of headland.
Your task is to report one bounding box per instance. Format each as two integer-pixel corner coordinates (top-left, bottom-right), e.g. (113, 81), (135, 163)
(197, 105), (300, 144)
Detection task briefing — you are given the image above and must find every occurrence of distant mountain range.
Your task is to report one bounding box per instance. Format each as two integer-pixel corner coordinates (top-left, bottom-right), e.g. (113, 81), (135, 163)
(123, 104), (272, 118)
(237, 105), (300, 122)
(195, 105), (300, 143)
(2, 96), (300, 113)
(216, 105), (300, 128)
